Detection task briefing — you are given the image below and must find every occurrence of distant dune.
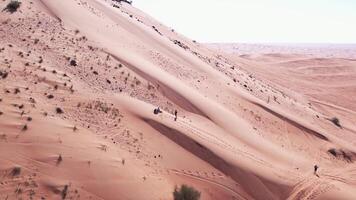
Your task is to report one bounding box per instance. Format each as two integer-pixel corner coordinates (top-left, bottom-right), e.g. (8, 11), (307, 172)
(1, 1), (356, 200)
(208, 43), (356, 59)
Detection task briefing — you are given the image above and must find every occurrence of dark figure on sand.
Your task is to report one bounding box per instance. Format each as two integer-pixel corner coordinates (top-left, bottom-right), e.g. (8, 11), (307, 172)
(153, 107), (162, 115)
(314, 165), (319, 177)
(174, 110), (178, 121)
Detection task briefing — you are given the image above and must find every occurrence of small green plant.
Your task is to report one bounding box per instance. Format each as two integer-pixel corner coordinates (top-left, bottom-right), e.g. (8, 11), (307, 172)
(173, 184), (201, 200)
(4, 0), (21, 13)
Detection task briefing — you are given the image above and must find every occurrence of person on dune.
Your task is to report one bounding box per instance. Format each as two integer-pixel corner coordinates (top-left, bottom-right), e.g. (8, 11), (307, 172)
(174, 110), (178, 121)
(314, 164), (319, 177)
(153, 107), (162, 115)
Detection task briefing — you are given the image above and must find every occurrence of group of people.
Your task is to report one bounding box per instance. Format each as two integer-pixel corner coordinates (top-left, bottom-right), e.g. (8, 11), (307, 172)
(153, 107), (178, 121)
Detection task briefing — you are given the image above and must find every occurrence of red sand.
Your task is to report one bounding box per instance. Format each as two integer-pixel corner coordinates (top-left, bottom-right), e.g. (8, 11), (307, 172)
(1, 1), (356, 199)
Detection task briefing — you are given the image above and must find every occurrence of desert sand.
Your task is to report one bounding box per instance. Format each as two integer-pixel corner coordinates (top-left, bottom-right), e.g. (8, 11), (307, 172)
(1, 0), (356, 199)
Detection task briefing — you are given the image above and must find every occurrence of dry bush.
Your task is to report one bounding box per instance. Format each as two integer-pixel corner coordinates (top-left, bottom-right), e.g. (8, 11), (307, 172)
(4, 0), (21, 13)
(330, 117), (341, 128)
(173, 185), (201, 200)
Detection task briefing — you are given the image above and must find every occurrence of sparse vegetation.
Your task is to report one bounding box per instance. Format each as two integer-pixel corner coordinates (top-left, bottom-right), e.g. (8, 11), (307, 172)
(0, 134), (7, 140)
(69, 85), (74, 93)
(14, 88), (20, 94)
(57, 154), (63, 165)
(0, 70), (9, 79)
(328, 148), (337, 157)
(113, 0), (132, 5)
(15, 185), (22, 194)
(330, 117), (341, 128)
(4, 0), (21, 13)
(11, 166), (21, 176)
(22, 124), (28, 131)
(70, 59), (77, 66)
(328, 148), (354, 162)
(173, 185), (201, 200)
(56, 107), (64, 114)
(61, 185), (68, 199)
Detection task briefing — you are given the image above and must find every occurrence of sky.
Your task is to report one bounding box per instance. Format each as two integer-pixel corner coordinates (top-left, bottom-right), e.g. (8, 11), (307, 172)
(132, 0), (356, 43)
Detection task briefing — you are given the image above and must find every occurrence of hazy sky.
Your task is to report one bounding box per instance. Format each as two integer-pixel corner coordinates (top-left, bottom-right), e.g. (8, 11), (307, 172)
(133, 0), (356, 43)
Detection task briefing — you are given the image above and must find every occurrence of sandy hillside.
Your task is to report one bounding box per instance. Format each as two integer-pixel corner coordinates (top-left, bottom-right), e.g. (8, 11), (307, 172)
(1, 1), (356, 199)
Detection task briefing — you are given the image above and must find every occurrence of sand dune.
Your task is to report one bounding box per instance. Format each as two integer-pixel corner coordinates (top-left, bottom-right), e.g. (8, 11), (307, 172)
(1, 0), (356, 199)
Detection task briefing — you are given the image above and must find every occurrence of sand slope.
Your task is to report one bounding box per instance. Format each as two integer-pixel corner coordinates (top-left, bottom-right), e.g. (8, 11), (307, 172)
(1, 0), (356, 199)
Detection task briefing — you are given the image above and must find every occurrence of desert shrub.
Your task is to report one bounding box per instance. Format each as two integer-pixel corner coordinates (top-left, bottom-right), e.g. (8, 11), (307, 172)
(330, 117), (341, 128)
(15, 186), (22, 194)
(69, 59), (77, 66)
(327, 148), (353, 162)
(0, 70), (9, 79)
(57, 154), (63, 164)
(56, 107), (64, 114)
(115, 0), (132, 5)
(173, 185), (201, 200)
(22, 124), (28, 131)
(14, 88), (20, 94)
(61, 185), (68, 199)
(11, 166), (21, 176)
(328, 148), (337, 157)
(341, 150), (353, 162)
(4, 0), (21, 13)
